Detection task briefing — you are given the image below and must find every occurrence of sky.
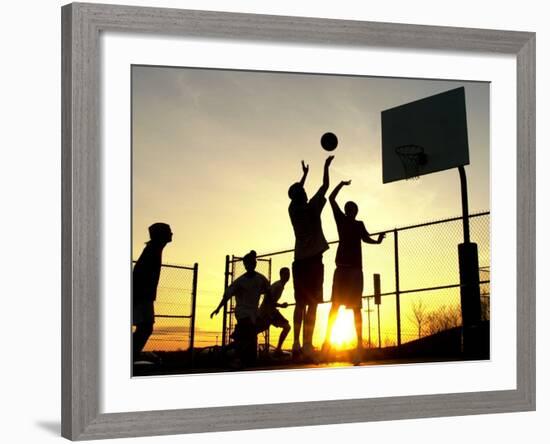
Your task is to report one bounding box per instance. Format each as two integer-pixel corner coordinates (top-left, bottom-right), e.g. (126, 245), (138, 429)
(131, 65), (490, 351)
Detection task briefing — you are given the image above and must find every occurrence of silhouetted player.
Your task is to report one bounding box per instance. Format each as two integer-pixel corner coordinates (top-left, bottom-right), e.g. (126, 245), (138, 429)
(211, 250), (270, 368)
(132, 222), (173, 360)
(288, 155), (334, 359)
(256, 267), (291, 356)
(322, 180), (385, 363)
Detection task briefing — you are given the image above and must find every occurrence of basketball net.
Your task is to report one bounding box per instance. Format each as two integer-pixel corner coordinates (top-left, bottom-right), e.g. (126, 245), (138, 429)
(395, 145), (427, 180)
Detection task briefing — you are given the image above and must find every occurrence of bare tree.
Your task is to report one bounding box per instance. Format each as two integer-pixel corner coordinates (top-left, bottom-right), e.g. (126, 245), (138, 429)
(479, 267), (491, 322)
(408, 299), (427, 339)
(480, 286), (490, 322)
(426, 305), (462, 335)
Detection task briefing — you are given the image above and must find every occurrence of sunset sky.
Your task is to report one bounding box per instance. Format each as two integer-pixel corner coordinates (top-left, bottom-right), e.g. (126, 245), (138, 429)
(131, 66), (490, 351)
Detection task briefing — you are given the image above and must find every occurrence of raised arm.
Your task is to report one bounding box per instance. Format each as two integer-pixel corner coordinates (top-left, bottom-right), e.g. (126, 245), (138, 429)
(329, 180), (351, 204)
(299, 160), (309, 187)
(318, 155), (335, 195)
(360, 223), (386, 245)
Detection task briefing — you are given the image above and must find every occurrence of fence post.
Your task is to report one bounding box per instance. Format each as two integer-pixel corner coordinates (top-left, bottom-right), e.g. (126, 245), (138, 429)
(266, 258), (272, 352)
(189, 263), (199, 367)
(377, 304), (382, 349)
(367, 296), (372, 348)
(394, 229), (402, 347)
(222, 255), (230, 346)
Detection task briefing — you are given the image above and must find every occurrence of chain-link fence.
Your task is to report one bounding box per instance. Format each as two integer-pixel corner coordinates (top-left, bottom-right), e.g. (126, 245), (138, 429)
(226, 211), (489, 351)
(132, 262), (198, 353)
(361, 212), (491, 347)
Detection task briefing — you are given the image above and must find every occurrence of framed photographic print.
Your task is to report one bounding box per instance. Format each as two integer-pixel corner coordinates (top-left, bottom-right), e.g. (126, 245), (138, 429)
(61, 2), (535, 440)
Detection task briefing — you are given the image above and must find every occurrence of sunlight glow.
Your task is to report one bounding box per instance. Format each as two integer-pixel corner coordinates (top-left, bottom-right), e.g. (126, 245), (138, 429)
(329, 307), (357, 349)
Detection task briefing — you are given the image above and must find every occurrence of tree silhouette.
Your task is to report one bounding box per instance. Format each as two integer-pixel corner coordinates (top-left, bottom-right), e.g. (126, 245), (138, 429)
(408, 299), (427, 339)
(426, 305), (462, 335)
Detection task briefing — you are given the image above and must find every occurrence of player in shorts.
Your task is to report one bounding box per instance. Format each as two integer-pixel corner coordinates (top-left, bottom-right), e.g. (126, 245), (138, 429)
(211, 250), (270, 368)
(322, 180), (385, 364)
(256, 267), (291, 356)
(132, 222), (173, 360)
(288, 155), (334, 360)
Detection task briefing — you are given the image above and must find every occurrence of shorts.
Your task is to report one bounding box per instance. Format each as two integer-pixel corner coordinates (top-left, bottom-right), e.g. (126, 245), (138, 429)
(331, 266), (363, 308)
(256, 310), (290, 333)
(292, 255), (324, 306)
(133, 300), (155, 326)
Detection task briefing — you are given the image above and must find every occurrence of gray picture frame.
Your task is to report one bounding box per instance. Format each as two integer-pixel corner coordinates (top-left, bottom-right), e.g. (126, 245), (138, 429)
(61, 2), (536, 440)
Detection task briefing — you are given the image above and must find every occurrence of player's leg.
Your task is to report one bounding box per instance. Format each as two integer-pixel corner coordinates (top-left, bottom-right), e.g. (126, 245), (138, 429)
(303, 254), (324, 353)
(132, 301), (155, 359)
(277, 323), (291, 352)
(293, 303), (304, 355)
(133, 321), (153, 358)
(246, 320), (258, 366)
(235, 319), (257, 368)
(352, 268), (364, 359)
(292, 260), (305, 356)
(303, 302), (318, 350)
(323, 265), (343, 353)
(230, 322), (244, 369)
(271, 311), (290, 353)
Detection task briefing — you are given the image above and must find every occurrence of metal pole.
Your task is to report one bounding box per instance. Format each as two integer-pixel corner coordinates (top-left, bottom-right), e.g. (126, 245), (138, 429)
(189, 263), (199, 367)
(367, 296), (372, 348)
(458, 166), (470, 244)
(393, 229), (402, 347)
(377, 305), (381, 349)
(266, 258), (272, 351)
(222, 255), (230, 346)
(457, 166), (482, 356)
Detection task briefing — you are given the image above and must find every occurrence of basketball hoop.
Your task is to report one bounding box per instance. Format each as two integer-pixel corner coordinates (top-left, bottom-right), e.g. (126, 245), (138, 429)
(394, 144), (428, 180)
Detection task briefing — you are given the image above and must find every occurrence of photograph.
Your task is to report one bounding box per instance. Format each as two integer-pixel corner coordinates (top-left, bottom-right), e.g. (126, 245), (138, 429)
(131, 66), (491, 377)
(55, 1), (537, 439)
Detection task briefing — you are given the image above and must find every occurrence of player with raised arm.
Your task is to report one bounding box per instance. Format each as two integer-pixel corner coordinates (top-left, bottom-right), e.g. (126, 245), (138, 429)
(287, 155), (334, 361)
(322, 180), (385, 365)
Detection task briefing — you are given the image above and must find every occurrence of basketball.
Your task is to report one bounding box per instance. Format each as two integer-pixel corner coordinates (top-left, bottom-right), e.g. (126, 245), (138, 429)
(321, 132), (338, 151)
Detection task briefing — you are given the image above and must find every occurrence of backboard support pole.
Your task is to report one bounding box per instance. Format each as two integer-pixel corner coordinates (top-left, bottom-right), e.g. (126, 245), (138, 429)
(393, 230), (402, 347)
(458, 166), (471, 244)
(457, 166), (483, 356)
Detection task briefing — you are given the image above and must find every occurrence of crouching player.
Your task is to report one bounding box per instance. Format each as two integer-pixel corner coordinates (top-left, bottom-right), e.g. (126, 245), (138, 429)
(256, 267), (292, 357)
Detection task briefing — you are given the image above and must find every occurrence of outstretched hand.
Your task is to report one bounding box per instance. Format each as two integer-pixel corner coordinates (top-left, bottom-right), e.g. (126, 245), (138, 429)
(301, 160), (309, 175)
(210, 308), (219, 319)
(341, 180), (352, 186)
(378, 233), (386, 244)
(325, 155), (335, 166)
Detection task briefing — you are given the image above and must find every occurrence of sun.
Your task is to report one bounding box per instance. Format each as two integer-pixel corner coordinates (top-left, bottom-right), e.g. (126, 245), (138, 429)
(329, 307), (357, 349)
